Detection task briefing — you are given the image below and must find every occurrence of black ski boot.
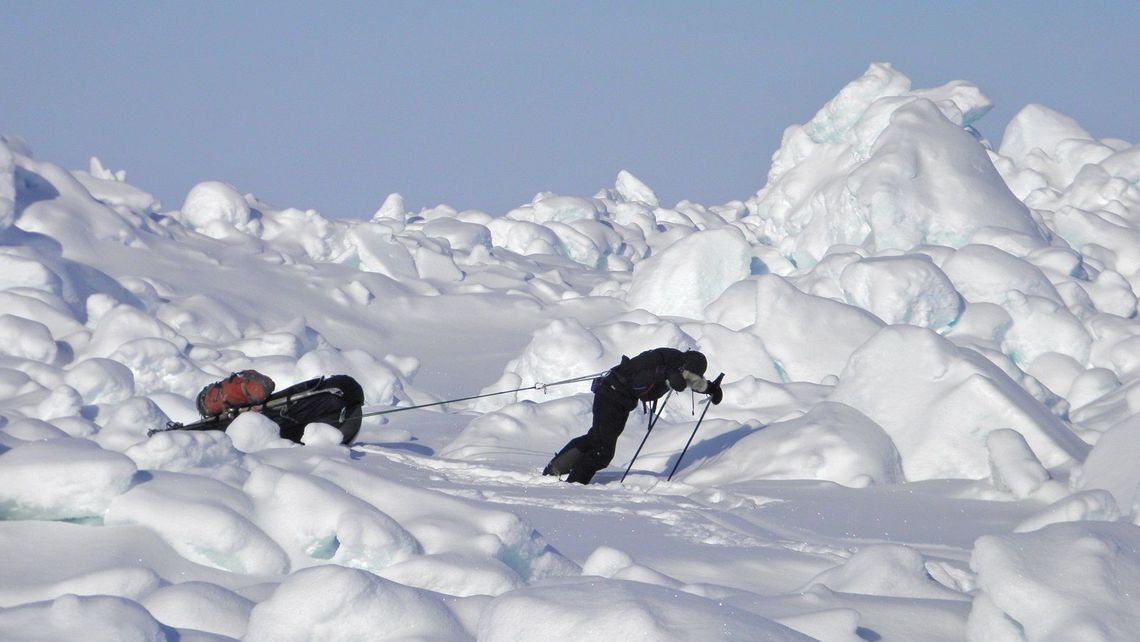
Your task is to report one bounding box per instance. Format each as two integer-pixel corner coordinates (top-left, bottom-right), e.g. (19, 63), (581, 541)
(565, 465), (598, 485)
(543, 443), (583, 476)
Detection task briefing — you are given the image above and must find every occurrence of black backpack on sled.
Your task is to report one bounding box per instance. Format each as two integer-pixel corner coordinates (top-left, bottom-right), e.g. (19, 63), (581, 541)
(158, 374), (365, 445)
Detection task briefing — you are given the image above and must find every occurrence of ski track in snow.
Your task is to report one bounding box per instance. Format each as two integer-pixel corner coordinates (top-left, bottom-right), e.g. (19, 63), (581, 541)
(356, 444), (956, 564)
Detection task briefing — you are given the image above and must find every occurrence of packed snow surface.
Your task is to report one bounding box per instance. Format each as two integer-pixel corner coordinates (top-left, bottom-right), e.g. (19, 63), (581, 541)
(2, 64), (1139, 641)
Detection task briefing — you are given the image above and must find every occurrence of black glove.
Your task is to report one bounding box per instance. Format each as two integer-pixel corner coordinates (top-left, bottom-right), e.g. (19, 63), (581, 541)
(706, 378), (723, 405)
(667, 368), (687, 392)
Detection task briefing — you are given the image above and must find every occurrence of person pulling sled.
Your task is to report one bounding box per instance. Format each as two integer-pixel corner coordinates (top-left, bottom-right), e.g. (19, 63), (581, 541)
(543, 347), (722, 484)
(157, 370), (365, 445)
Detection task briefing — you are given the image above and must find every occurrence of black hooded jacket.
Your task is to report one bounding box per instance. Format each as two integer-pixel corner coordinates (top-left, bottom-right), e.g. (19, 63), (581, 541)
(604, 347), (693, 403)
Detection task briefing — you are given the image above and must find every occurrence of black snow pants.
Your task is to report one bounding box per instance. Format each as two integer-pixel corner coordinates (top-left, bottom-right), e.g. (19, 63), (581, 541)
(549, 383), (639, 484)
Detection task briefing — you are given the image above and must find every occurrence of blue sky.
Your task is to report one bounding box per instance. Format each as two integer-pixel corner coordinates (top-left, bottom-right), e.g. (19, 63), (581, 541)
(3, 1), (1137, 219)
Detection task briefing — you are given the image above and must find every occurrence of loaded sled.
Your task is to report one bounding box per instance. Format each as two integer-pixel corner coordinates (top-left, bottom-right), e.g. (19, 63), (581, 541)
(156, 372), (365, 445)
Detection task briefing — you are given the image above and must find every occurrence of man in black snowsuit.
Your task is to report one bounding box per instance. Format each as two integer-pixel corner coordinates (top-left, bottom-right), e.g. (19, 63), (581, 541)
(543, 348), (722, 484)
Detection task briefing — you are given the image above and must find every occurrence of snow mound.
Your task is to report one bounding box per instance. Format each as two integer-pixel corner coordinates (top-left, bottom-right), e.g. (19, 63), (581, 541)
(581, 546), (685, 590)
(0, 594), (170, 642)
(986, 428), (1063, 500)
(227, 412), (296, 453)
(801, 544), (965, 600)
(839, 255), (962, 328)
(614, 169), (659, 207)
(0, 437), (138, 520)
(942, 244), (1062, 306)
(851, 100), (1044, 251)
(378, 552), (524, 597)
(244, 565), (468, 641)
(105, 471), (290, 576)
(1073, 414), (1140, 517)
(969, 522), (1140, 642)
(123, 430), (242, 472)
(706, 275), (883, 383)
(749, 63), (1043, 268)
(65, 357), (136, 404)
(74, 158), (161, 215)
(469, 317), (608, 411)
(243, 464), (421, 574)
(177, 181), (254, 239)
(422, 218), (492, 252)
(1000, 104), (1097, 167)
(626, 227), (752, 320)
(141, 581), (254, 639)
(0, 251), (66, 296)
(477, 579), (815, 641)
(0, 314), (58, 363)
(830, 325), (1089, 480)
(1013, 489), (1121, 533)
(310, 460), (580, 582)
(682, 402), (903, 487)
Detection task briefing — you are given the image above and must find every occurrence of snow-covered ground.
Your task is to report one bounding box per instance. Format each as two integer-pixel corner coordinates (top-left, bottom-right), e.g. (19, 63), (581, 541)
(1, 63), (1139, 641)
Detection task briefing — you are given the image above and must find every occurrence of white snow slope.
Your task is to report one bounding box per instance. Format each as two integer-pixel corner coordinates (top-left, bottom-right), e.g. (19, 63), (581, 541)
(1, 63), (1139, 641)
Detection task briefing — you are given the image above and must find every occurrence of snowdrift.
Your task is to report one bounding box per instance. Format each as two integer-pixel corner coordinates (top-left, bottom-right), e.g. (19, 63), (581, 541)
(2, 63), (1140, 641)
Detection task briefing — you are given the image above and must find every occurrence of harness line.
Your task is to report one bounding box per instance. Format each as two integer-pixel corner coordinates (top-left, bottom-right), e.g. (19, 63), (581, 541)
(356, 371), (607, 420)
(153, 370), (609, 436)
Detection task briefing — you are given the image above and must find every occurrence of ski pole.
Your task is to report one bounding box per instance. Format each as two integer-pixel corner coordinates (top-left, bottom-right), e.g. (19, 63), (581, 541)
(620, 390), (672, 483)
(667, 373), (723, 481)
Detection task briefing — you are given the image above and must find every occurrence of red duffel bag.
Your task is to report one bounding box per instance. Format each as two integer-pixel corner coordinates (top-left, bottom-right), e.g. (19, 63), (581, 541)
(196, 370), (276, 416)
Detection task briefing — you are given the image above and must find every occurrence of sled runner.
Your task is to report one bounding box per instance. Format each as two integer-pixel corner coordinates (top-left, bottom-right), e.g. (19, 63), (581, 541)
(157, 373), (365, 445)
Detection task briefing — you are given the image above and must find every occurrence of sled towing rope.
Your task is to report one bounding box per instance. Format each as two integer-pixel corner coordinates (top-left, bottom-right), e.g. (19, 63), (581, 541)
(353, 371), (607, 421)
(150, 370), (608, 438)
